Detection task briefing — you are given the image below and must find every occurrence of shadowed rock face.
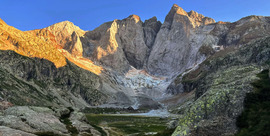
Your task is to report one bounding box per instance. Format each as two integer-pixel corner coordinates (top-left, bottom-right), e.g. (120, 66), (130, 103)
(147, 4), (215, 76)
(143, 16), (162, 49)
(0, 50), (105, 107)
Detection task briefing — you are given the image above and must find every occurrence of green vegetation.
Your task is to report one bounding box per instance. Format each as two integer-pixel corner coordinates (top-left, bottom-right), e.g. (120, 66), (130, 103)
(198, 45), (215, 56)
(91, 124), (107, 136)
(154, 128), (176, 136)
(236, 69), (270, 136)
(35, 132), (63, 136)
(60, 108), (79, 136)
(86, 114), (172, 136)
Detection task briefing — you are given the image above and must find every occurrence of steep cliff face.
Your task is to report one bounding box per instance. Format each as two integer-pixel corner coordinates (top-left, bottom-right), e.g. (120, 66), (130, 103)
(117, 15), (149, 69)
(143, 16), (162, 49)
(147, 4), (216, 76)
(86, 20), (131, 73)
(82, 15), (161, 72)
(44, 21), (85, 57)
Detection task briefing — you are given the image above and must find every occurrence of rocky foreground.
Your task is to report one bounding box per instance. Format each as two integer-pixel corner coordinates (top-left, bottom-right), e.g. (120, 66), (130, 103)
(0, 105), (100, 136)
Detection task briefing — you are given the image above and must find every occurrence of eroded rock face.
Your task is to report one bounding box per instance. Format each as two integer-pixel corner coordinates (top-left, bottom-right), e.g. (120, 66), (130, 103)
(147, 4), (215, 76)
(117, 15), (149, 69)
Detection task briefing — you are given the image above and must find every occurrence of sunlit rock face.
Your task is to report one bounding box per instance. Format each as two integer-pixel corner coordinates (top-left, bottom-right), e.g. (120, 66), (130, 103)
(0, 19), (67, 68)
(147, 4), (216, 76)
(44, 21), (85, 56)
(82, 15), (161, 73)
(85, 20), (131, 73)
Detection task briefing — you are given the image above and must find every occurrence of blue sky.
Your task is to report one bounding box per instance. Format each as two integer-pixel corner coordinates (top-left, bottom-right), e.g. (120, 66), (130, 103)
(0, 0), (269, 31)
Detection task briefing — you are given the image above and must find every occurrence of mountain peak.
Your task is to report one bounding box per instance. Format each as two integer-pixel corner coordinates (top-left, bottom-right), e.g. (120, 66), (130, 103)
(171, 4), (188, 16)
(164, 4), (188, 24)
(57, 20), (74, 26)
(127, 14), (141, 23)
(46, 21), (84, 34)
(144, 16), (158, 24)
(164, 4), (215, 27)
(49, 21), (77, 30)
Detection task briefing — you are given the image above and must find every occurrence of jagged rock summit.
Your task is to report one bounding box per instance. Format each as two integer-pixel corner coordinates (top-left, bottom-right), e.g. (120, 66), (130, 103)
(147, 4), (215, 76)
(44, 21), (85, 57)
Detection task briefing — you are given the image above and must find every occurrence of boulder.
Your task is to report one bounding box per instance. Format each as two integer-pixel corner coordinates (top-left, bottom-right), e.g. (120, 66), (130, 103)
(69, 110), (101, 136)
(0, 126), (37, 136)
(1, 106), (68, 135)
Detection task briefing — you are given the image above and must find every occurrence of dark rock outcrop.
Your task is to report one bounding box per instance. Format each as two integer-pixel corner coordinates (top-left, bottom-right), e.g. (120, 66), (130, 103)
(0, 50), (105, 107)
(143, 16), (162, 49)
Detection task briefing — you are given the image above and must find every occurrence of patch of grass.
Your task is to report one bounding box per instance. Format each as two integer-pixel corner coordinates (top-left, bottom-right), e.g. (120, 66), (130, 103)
(91, 124), (107, 136)
(236, 69), (270, 136)
(154, 128), (176, 136)
(35, 132), (63, 136)
(198, 45), (215, 56)
(86, 114), (172, 136)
